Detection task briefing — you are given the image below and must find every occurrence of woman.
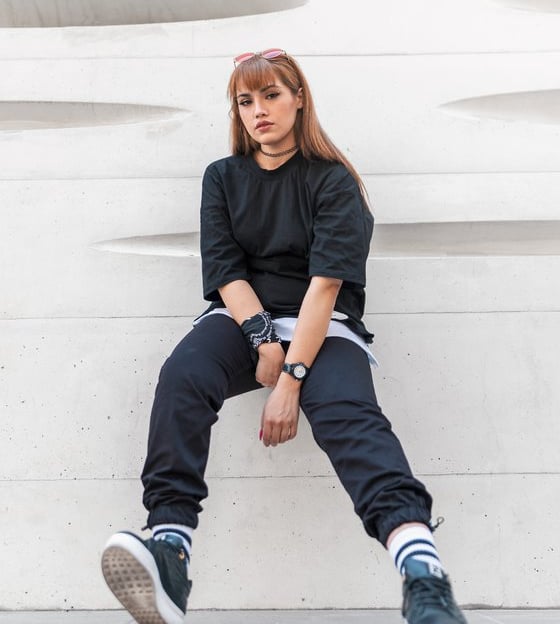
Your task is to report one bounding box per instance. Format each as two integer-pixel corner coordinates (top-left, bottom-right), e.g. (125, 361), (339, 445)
(101, 49), (467, 624)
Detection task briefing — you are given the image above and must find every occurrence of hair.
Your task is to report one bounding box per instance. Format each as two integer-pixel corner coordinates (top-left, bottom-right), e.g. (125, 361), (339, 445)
(227, 52), (370, 207)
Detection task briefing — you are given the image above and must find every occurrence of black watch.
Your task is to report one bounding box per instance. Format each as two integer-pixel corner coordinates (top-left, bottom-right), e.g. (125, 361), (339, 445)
(282, 362), (310, 381)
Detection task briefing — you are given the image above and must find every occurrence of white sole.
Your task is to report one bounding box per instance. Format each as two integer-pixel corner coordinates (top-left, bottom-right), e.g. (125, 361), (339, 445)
(101, 532), (185, 624)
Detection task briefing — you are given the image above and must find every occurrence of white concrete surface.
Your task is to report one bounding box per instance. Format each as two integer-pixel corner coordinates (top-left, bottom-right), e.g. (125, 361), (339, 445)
(3, 54), (560, 179)
(2, 312), (559, 482)
(1, 0), (560, 613)
(1, 0), (560, 59)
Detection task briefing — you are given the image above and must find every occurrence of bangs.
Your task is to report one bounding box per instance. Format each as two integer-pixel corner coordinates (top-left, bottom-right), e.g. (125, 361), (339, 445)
(229, 58), (282, 101)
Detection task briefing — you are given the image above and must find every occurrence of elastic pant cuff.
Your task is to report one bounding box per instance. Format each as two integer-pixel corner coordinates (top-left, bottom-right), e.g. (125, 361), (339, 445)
(146, 503), (199, 531)
(374, 505), (432, 547)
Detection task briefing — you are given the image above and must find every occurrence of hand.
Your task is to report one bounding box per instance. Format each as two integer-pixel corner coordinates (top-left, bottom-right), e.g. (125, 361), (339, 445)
(260, 375), (301, 447)
(255, 342), (284, 388)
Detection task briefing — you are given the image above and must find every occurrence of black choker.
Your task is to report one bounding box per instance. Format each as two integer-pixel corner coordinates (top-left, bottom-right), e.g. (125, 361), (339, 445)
(260, 145), (298, 158)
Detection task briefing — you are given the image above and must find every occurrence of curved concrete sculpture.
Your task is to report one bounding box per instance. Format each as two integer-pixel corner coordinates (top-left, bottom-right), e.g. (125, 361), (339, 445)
(0, 0), (308, 27)
(92, 232), (201, 257)
(92, 221), (560, 258)
(439, 89), (560, 126)
(0, 101), (187, 131)
(492, 0), (560, 12)
(4, 0), (560, 614)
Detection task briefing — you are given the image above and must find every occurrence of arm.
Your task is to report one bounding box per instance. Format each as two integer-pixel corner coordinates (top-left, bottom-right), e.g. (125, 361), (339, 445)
(218, 280), (285, 388)
(218, 279), (264, 324)
(259, 166), (373, 446)
(201, 166), (284, 387)
(260, 275), (342, 447)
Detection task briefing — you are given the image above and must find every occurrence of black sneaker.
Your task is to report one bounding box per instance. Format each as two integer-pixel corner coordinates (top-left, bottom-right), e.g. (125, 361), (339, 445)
(101, 531), (191, 624)
(402, 558), (468, 624)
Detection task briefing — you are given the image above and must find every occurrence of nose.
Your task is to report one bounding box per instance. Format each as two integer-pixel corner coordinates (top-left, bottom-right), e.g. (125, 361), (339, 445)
(254, 97), (267, 117)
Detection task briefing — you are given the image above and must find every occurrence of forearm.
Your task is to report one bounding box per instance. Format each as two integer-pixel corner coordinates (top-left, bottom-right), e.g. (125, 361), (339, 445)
(219, 279), (284, 388)
(218, 279), (264, 325)
(284, 276), (342, 368)
(260, 275), (341, 446)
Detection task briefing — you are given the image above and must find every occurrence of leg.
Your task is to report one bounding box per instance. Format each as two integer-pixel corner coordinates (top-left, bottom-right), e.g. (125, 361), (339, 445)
(300, 338), (466, 624)
(102, 314), (260, 624)
(141, 313), (261, 529)
(299, 337), (432, 545)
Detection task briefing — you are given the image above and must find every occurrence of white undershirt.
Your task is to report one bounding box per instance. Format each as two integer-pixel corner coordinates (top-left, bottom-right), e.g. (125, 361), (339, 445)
(193, 308), (379, 367)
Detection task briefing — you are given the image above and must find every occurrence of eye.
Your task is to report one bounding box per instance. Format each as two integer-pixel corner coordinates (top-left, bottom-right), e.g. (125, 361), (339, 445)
(266, 92), (280, 100)
(238, 99), (252, 107)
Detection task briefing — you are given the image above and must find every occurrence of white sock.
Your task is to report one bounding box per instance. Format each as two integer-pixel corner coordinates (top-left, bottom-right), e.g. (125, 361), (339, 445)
(152, 524), (193, 562)
(388, 525), (443, 576)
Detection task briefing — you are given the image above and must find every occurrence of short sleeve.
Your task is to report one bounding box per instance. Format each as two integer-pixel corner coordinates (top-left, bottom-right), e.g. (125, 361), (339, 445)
(200, 164), (250, 301)
(308, 166), (373, 287)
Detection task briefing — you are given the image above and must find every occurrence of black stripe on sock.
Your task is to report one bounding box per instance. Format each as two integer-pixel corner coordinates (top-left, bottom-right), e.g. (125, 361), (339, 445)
(395, 538), (435, 567)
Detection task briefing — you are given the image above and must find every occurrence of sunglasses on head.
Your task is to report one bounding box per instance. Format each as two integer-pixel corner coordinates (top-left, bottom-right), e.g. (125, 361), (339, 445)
(233, 48), (286, 67)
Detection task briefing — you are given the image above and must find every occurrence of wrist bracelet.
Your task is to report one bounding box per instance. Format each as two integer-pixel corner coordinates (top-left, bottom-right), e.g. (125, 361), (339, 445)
(241, 311), (282, 351)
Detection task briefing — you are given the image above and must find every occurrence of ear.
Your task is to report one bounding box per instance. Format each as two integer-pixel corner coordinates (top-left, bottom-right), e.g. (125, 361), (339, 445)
(296, 87), (303, 109)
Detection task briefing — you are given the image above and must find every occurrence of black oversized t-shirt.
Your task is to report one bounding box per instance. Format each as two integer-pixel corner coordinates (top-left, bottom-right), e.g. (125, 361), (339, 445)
(200, 150), (374, 342)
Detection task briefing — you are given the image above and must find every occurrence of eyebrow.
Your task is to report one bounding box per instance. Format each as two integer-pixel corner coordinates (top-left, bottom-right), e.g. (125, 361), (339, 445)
(236, 84), (279, 99)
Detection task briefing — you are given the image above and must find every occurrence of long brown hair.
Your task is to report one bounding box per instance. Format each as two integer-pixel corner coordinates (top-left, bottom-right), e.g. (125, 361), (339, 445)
(227, 52), (370, 206)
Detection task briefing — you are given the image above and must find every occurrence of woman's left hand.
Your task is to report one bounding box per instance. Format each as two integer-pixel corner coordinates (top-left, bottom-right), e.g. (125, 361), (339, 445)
(255, 342), (284, 387)
(260, 376), (301, 447)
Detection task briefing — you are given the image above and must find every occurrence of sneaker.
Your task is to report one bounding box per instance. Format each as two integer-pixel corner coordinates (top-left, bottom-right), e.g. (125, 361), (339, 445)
(402, 558), (468, 624)
(101, 531), (191, 624)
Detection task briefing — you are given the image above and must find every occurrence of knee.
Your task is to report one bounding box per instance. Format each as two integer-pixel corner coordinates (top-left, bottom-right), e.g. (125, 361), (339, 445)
(158, 349), (189, 386)
(159, 350), (203, 391)
(148, 365), (218, 436)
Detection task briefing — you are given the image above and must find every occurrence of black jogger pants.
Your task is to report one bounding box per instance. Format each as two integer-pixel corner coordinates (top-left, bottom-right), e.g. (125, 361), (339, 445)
(141, 313), (432, 546)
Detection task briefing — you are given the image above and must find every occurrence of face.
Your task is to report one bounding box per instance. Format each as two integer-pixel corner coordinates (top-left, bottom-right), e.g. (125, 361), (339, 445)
(236, 80), (303, 152)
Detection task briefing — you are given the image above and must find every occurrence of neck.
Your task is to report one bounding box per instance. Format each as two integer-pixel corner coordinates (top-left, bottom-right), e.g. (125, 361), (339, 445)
(260, 144), (298, 158)
(254, 150), (296, 170)
(254, 144), (299, 170)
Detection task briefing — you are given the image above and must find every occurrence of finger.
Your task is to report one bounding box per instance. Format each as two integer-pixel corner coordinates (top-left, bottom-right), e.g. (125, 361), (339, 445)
(279, 427), (291, 444)
(259, 410), (267, 444)
(262, 423), (273, 447)
(289, 422), (298, 439)
(268, 425), (280, 447)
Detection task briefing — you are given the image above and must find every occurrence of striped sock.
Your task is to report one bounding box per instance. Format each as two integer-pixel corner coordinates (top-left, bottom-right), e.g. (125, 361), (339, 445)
(388, 525), (443, 576)
(152, 524), (193, 562)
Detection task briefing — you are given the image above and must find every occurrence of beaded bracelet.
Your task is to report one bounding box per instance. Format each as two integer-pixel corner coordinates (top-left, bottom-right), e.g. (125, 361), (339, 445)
(241, 310), (282, 351)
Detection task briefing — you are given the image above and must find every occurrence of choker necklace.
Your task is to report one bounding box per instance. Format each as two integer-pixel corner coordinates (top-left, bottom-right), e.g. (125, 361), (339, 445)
(260, 145), (298, 158)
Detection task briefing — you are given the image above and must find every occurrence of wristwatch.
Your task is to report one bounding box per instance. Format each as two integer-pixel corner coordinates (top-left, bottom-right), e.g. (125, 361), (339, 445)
(282, 362), (310, 381)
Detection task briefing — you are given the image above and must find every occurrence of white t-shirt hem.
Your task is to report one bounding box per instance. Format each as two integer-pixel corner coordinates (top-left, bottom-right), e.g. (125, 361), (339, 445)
(193, 308), (379, 368)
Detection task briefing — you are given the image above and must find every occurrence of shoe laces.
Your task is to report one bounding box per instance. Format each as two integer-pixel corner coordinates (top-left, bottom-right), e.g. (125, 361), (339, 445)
(403, 576), (457, 617)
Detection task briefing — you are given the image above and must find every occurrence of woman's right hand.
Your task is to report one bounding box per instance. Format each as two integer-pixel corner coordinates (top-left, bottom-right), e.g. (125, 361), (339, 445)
(255, 342), (284, 388)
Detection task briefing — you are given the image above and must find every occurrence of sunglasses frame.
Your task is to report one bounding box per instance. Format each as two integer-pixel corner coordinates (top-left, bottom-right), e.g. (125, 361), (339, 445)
(233, 48), (286, 67)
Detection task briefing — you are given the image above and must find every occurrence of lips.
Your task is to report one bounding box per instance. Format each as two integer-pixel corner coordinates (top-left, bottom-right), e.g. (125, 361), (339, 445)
(256, 121), (273, 130)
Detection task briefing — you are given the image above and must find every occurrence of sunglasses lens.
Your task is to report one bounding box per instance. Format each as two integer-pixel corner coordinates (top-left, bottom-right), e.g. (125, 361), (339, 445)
(261, 48), (285, 60)
(234, 52), (255, 65)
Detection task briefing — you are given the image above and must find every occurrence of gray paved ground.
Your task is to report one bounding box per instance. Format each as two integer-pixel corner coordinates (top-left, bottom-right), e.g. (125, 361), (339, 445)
(0, 611), (558, 623)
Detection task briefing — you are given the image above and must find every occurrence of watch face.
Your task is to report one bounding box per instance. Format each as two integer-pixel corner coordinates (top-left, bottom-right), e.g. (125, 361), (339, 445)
(293, 364), (307, 379)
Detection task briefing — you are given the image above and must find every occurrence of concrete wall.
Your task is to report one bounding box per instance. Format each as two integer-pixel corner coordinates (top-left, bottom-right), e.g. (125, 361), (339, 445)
(1, 0), (559, 611)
